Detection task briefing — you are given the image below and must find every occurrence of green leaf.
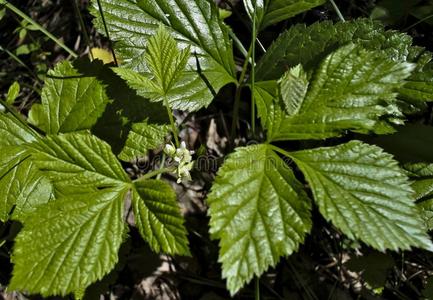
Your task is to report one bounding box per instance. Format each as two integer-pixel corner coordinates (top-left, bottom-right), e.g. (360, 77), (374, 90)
(278, 64), (309, 116)
(71, 58), (168, 154)
(118, 122), (170, 161)
(142, 24), (190, 96)
(243, 0), (325, 30)
(207, 144), (312, 295)
(9, 187), (127, 297)
(404, 162), (433, 231)
(34, 61), (111, 134)
(266, 44), (413, 141)
(6, 81), (20, 104)
(30, 132), (129, 190)
(255, 18), (418, 81)
(0, 112), (37, 147)
(132, 179), (189, 255)
(289, 140), (433, 251)
(112, 25), (208, 110)
(91, 0), (236, 110)
(0, 158), (53, 222)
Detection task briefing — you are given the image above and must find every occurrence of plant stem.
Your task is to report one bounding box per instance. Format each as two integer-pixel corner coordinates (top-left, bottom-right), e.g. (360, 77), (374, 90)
(255, 277), (260, 300)
(1, 0), (78, 58)
(230, 45), (253, 141)
(251, 0), (257, 136)
(95, 0), (118, 66)
(134, 167), (173, 182)
(164, 96), (180, 147)
(329, 0), (345, 22)
(229, 30), (249, 60)
(269, 144), (293, 159)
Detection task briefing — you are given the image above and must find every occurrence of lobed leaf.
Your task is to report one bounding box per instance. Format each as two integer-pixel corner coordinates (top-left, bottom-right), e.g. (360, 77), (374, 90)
(264, 44), (414, 141)
(91, 0), (236, 110)
(29, 132), (129, 190)
(289, 140), (433, 251)
(255, 18), (417, 81)
(9, 187), (127, 297)
(207, 144), (312, 294)
(29, 61), (111, 134)
(132, 179), (190, 255)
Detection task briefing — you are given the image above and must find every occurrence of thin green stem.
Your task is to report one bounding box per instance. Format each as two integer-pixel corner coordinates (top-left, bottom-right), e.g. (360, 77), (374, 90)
(1, 0), (78, 57)
(164, 96), (180, 147)
(251, 0), (257, 136)
(95, 0), (118, 66)
(329, 0), (345, 22)
(72, 0), (93, 60)
(229, 30), (249, 60)
(230, 45), (253, 141)
(156, 153), (167, 180)
(0, 46), (41, 83)
(134, 167), (173, 182)
(269, 144), (293, 159)
(403, 14), (433, 31)
(255, 277), (260, 300)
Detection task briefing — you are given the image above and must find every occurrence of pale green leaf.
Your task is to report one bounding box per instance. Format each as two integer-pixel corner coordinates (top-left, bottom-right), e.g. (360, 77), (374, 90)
(36, 61), (111, 134)
(6, 81), (20, 104)
(207, 144), (312, 295)
(118, 122), (170, 161)
(289, 140), (433, 251)
(0, 112), (37, 147)
(112, 25), (203, 110)
(266, 44), (414, 141)
(278, 64), (309, 116)
(9, 187), (127, 296)
(132, 179), (189, 255)
(243, 0), (325, 30)
(91, 0), (236, 110)
(0, 158), (53, 222)
(143, 24), (190, 96)
(114, 68), (212, 111)
(30, 132), (129, 190)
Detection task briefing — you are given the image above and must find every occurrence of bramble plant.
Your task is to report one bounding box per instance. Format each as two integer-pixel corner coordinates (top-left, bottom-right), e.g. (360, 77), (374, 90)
(2, 0), (433, 298)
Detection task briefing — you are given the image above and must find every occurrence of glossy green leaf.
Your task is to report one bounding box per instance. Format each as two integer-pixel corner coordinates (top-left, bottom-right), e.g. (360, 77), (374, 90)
(289, 140), (433, 251)
(113, 25), (212, 110)
(266, 44), (413, 141)
(132, 179), (189, 255)
(9, 187), (127, 297)
(119, 122), (170, 161)
(0, 112), (37, 147)
(243, 0), (325, 30)
(207, 144), (312, 295)
(0, 158), (53, 222)
(30, 132), (129, 190)
(31, 61), (111, 134)
(91, 0), (236, 110)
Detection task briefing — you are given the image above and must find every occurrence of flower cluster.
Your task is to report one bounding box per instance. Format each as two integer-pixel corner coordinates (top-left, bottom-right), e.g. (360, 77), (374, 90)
(164, 141), (194, 183)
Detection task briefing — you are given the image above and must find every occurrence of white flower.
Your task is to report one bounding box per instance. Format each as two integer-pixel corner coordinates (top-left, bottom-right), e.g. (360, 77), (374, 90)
(164, 141), (195, 183)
